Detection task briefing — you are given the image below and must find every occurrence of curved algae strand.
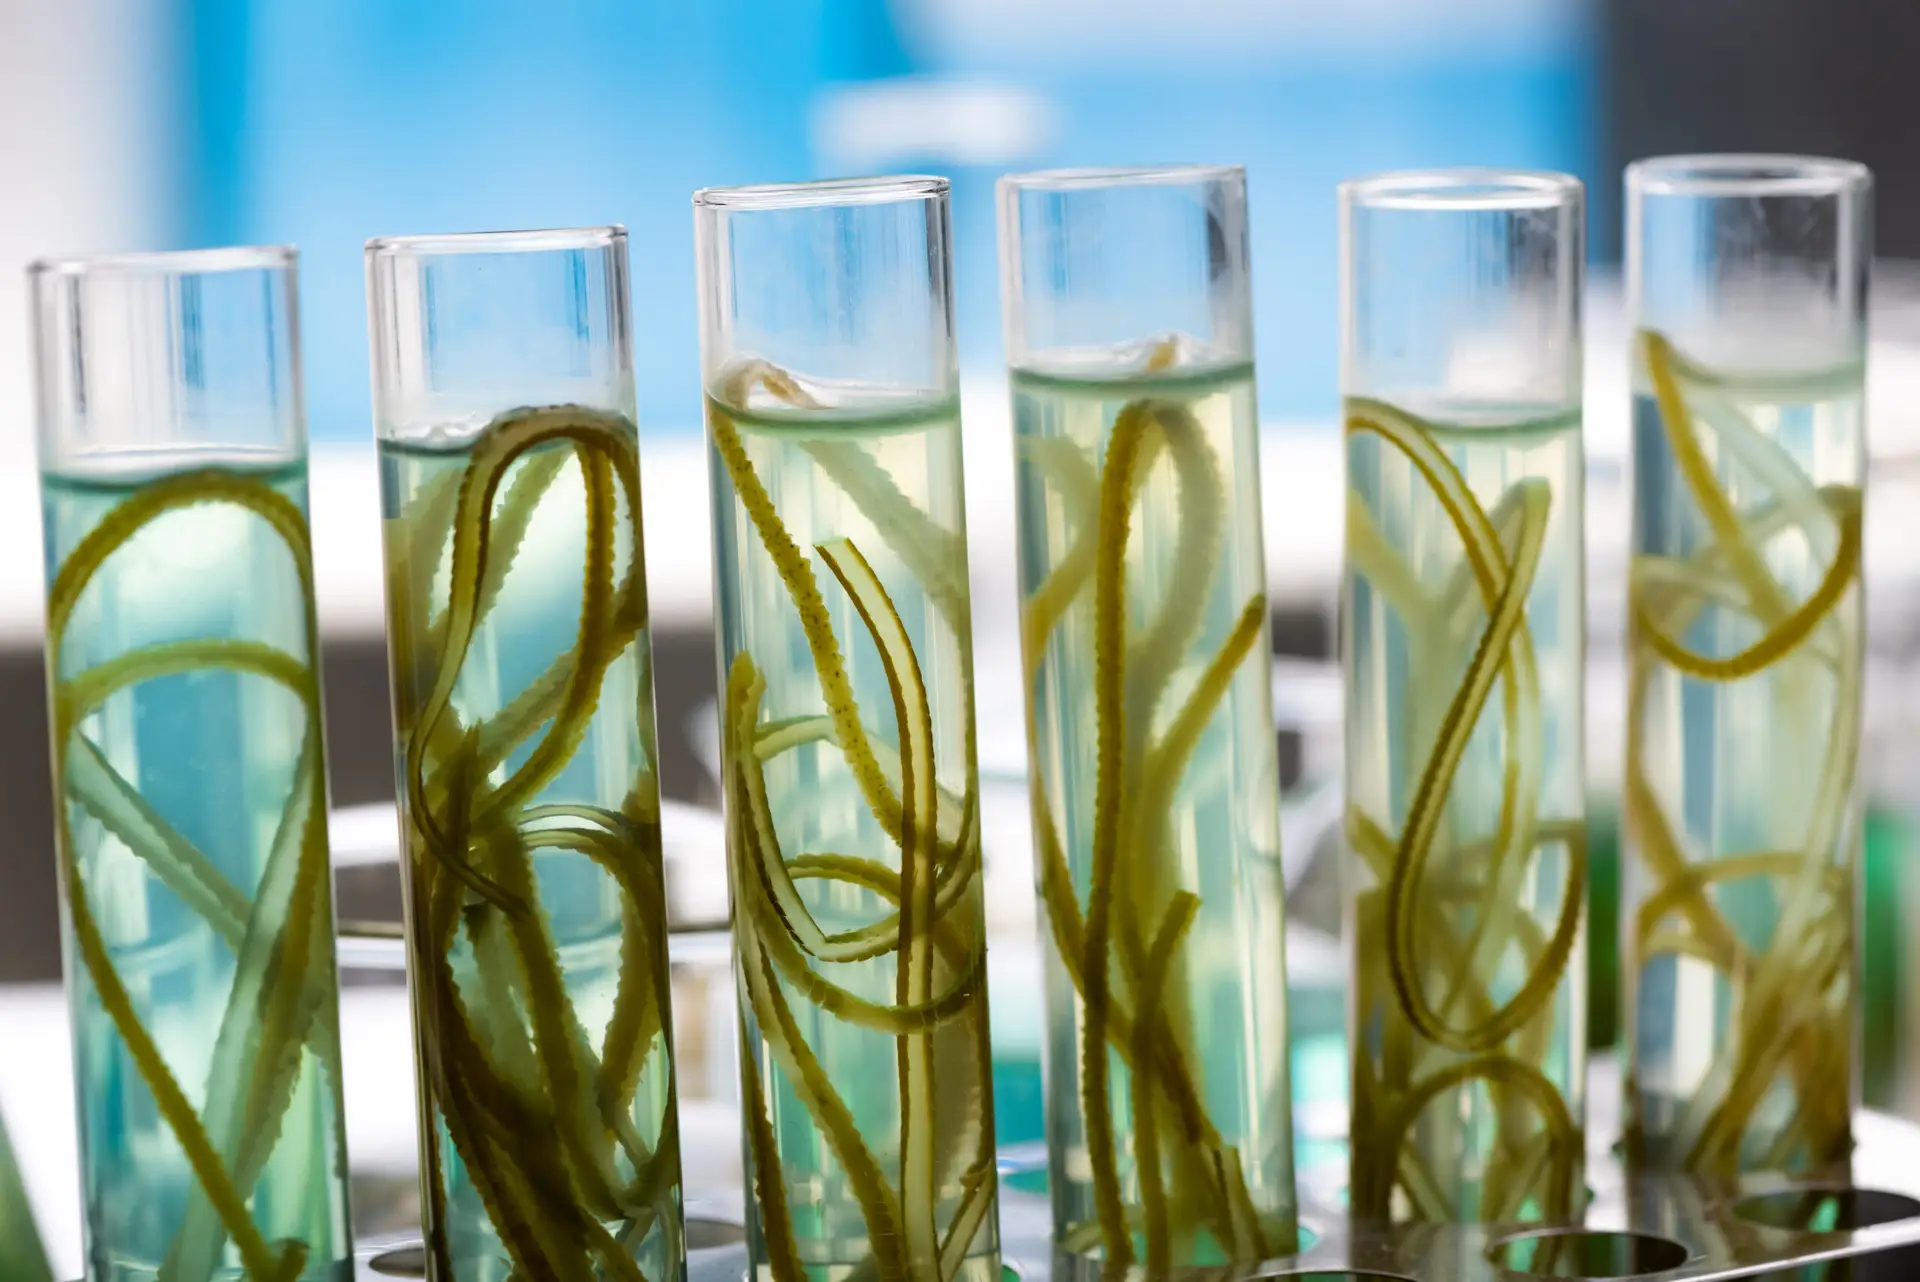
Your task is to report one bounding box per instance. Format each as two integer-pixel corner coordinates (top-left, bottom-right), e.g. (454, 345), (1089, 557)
(47, 468), (338, 1282)
(1343, 398), (1584, 1223)
(726, 659), (908, 1282)
(1016, 362), (1287, 1264)
(709, 361), (996, 1282)
(1626, 330), (1862, 1175)
(1347, 402), (1557, 1055)
(388, 405), (681, 1275)
(1077, 396), (1161, 1270)
(819, 536), (942, 1280)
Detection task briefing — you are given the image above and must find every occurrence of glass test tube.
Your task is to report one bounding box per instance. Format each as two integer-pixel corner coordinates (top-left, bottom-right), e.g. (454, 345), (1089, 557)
(30, 247), (353, 1280)
(365, 227), (685, 1279)
(996, 165), (1297, 1273)
(1623, 156), (1871, 1176)
(1340, 172), (1588, 1223)
(694, 176), (1001, 1282)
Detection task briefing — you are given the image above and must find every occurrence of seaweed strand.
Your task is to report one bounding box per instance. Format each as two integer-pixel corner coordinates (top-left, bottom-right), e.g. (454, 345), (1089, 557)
(1020, 381), (1282, 1261)
(390, 407), (681, 1274)
(48, 468), (338, 1282)
(1625, 330), (1861, 1174)
(1343, 398), (1584, 1222)
(710, 361), (996, 1282)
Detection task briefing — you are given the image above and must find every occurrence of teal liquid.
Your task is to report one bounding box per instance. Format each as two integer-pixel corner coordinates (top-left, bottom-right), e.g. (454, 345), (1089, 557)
(43, 460), (352, 1282)
(1625, 359), (1864, 1172)
(709, 394), (1002, 1282)
(1010, 361), (1297, 1268)
(1344, 406), (1587, 1222)
(379, 427), (682, 1281)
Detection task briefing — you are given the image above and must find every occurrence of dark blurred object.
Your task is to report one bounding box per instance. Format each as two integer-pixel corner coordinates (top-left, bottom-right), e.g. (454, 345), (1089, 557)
(1601, 0), (1920, 258)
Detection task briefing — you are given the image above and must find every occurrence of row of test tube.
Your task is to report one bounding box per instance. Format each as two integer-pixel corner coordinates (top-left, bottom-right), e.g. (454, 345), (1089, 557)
(21, 154), (1868, 1280)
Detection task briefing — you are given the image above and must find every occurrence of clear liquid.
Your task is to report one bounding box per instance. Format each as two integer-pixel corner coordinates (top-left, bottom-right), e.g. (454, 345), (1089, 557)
(43, 462), (352, 1282)
(708, 392), (1001, 1282)
(1343, 404), (1587, 1223)
(1624, 353), (1864, 1174)
(1010, 361), (1296, 1269)
(380, 423), (682, 1281)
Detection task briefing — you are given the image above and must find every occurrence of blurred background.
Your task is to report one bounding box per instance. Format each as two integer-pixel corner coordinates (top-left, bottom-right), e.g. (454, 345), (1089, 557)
(6, 0), (1920, 1271)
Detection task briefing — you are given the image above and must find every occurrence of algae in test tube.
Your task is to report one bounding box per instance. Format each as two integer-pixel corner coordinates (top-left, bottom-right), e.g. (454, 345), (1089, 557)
(997, 165), (1297, 1274)
(1340, 171), (1589, 1224)
(31, 247), (353, 1281)
(366, 227), (685, 1280)
(695, 176), (1001, 1282)
(1623, 156), (1870, 1177)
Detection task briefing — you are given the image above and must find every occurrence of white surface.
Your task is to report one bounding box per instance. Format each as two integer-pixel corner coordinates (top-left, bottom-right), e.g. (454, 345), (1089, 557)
(0, 0), (165, 498)
(0, 985), (79, 1279)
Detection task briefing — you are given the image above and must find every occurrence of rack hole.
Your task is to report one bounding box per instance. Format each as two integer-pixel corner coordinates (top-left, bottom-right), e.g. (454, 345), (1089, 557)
(1245, 1273), (1414, 1281)
(1734, 1186), (1920, 1233)
(368, 1246), (426, 1277)
(1488, 1229), (1689, 1277)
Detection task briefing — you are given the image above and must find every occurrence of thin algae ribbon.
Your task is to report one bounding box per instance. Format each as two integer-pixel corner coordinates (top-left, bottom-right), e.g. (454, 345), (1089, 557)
(1626, 331), (1862, 1176)
(1342, 399), (1584, 1224)
(708, 360), (997, 1282)
(1016, 341), (1287, 1271)
(387, 404), (681, 1279)
(46, 469), (342, 1282)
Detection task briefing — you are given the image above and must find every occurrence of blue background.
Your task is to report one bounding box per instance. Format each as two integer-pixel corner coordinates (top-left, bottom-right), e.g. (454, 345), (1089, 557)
(169, 0), (1596, 441)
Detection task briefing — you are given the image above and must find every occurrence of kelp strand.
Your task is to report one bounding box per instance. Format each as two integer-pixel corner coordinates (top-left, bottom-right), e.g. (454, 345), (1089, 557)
(1344, 398), (1584, 1223)
(46, 468), (345, 1282)
(709, 361), (997, 1282)
(1625, 331), (1862, 1175)
(385, 405), (681, 1277)
(1016, 349), (1291, 1270)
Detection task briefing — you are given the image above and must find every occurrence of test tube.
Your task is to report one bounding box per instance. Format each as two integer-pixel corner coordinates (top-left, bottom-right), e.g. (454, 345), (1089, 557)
(30, 246), (353, 1280)
(1623, 155), (1870, 1176)
(365, 227), (685, 1278)
(694, 176), (1002, 1282)
(1340, 170), (1588, 1223)
(997, 165), (1298, 1272)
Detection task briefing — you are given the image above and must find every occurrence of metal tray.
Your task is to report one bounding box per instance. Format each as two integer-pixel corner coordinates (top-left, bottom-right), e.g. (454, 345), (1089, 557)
(339, 1104), (1920, 1282)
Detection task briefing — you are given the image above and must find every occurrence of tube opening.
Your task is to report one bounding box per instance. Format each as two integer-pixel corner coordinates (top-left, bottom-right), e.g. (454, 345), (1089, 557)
(1629, 154), (1870, 199)
(999, 164), (1243, 193)
(28, 244), (295, 280)
(694, 175), (948, 211)
(1341, 169), (1581, 213)
(364, 225), (626, 259)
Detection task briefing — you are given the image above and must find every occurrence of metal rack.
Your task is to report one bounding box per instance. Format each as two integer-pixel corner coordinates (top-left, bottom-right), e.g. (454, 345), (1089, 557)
(337, 1105), (1920, 1282)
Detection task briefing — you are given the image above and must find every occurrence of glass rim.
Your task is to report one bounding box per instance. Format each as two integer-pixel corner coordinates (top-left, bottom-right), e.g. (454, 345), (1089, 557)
(693, 174), (948, 211)
(1627, 153), (1870, 198)
(28, 244), (296, 280)
(1339, 168), (1583, 212)
(364, 224), (627, 258)
(997, 163), (1244, 193)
